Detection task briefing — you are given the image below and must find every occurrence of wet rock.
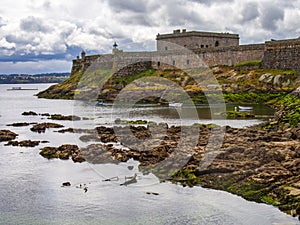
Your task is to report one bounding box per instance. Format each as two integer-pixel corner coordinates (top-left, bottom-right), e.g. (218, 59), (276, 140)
(22, 111), (38, 116)
(56, 128), (75, 133)
(127, 166), (134, 170)
(0, 130), (18, 142)
(62, 182), (71, 187)
(146, 192), (159, 195)
(5, 140), (40, 147)
(40, 113), (50, 117)
(48, 114), (81, 121)
(7, 122), (36, 127)
(30, 123), (64, 133)
(39, 144), (85, 163)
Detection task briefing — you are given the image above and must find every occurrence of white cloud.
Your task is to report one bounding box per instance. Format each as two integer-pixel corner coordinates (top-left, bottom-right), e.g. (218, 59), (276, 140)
(0, 0), (300, 73)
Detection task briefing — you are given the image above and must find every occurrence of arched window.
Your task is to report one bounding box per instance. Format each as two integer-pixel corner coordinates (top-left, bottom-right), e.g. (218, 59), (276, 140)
(215, 41), (219, 47)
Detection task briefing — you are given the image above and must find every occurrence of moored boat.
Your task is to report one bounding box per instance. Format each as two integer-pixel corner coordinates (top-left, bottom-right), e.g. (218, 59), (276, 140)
(238, 106), (253, 111)
(169, 102), (183, 108)
(7, 87), (38, 91)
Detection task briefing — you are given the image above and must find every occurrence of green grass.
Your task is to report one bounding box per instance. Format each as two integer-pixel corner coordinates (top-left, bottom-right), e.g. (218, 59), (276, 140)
(235, 60), (262, 68)
(114, 69), (156, 85)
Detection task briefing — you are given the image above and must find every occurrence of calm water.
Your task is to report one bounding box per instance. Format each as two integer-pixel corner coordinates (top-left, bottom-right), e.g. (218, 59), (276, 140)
(0, 84), (297, 225)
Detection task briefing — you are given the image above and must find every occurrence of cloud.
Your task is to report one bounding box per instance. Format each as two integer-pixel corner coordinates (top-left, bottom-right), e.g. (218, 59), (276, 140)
(0, 0), (299, 74)
(188, 0), (234, 6)
(106, 0), (148, 13)
(20, 16), (50, 33)
(260, 3), (284, 31)
(0, 17), (6, 27)
(241, 2), (260, 23)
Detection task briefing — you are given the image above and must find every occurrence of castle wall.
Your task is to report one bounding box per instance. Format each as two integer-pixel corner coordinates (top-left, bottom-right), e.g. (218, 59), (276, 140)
(262, 38), (300, 70)
(195, 44), (265, 66)
(157, 30), (239, 51)
(71, 43), (265, 78)
(71, 36), (300, 78)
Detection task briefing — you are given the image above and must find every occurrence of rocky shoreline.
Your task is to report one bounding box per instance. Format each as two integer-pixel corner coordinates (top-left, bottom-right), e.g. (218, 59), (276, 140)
(33, 120), (300, 219)
(4, 64), (300, 219)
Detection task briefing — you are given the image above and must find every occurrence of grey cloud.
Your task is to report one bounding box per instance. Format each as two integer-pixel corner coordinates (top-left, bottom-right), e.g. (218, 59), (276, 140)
(122, 14), (153, 26)
(42, 1), (51, 10)
(0, 17), (6, 27)
(241, 2), (259, 23)
(6, 34), (35, 46)
(188, 0), (234, 6)
(107, 0), (148, 13)
(20, 16), (50, 33)
(162, 3), (204, 26)
(260, 4), (284, 31)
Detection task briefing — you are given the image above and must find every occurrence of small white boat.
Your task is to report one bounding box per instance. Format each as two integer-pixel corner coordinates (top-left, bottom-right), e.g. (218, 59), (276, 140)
(7, 87), (38, 91)
(238, 106), (253, 111)
(169, 102), (183, 108)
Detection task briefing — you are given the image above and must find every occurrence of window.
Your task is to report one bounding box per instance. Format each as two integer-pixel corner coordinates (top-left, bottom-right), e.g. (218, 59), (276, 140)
(165, 46), (168, 50)
(173, 60), (176, 66)
(215, 41), (219, 47)
(157, 62), (160, 67)
(186, 59), (190, 65)
(206, 45), (209, 48)
(201, 44), (204, 48)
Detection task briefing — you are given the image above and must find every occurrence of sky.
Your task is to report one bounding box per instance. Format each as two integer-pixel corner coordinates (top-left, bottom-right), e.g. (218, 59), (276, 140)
(0, 0), (299, 74)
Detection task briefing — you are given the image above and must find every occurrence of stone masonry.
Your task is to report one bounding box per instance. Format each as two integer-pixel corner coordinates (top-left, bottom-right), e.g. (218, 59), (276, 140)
(73, 30), (300, 74)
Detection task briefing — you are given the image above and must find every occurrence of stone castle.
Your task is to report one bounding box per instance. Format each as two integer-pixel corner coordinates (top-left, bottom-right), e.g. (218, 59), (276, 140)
(73, 29), (300, 74)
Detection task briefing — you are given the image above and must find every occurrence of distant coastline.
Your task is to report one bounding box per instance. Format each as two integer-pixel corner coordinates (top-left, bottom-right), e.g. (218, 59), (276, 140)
(0, 73), (70, 84)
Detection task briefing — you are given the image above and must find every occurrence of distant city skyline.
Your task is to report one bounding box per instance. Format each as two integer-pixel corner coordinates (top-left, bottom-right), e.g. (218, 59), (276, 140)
(0, 0), (299, 74)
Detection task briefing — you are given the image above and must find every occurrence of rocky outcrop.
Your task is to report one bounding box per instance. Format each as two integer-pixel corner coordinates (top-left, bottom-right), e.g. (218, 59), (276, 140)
(7, 122), (36, 127)
(5, 140), (43, 147)
(22, 111), (38, 116)
(47, 114), (81, 121)
(39, 144), (85, 163)
(0, 130), (18, 142)
(171, 126), (300, 216)
(30, 123), (64, 133)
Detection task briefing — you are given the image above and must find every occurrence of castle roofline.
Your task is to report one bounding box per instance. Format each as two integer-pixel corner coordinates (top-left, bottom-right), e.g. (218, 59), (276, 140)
(156, 29), (239, 40)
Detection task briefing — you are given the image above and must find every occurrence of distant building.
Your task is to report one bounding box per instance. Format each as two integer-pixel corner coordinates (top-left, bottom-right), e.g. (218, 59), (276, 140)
(156, 29), (239, 51)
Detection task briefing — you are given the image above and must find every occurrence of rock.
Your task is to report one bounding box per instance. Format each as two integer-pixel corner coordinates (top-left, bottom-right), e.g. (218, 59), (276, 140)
(282, 79), (291, 87)
(30, 123), (64, 133)
(40, 113), (50, 117)
(62, 182), (71, 187)
(0, 130), (18, 142)
(127, 166), (134, 170)
(5, 140), (40, 147)
(7, 122), (35, 127)
(72, 154), (86, 163)
(39, 144), (84, 162)
(273, 75), (282, 87)
(56, 128), (75, 133)
(48, 114), (81, 121)
(146, 192), (159, 195)
(259, 74), (268, 82)
(293, 86), (300, 98)
(22, 111), (38, 116)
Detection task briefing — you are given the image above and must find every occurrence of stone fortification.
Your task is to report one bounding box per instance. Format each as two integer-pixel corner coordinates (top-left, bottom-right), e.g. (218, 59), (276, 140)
(72, 30), (300, 76)
(156, 29), (239, 50)
(262, 38), (300, 70)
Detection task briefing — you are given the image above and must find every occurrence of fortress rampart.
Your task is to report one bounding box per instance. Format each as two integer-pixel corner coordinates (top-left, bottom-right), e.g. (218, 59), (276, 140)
(262, 38), (300, 70)
(72, 30), (300, 75)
